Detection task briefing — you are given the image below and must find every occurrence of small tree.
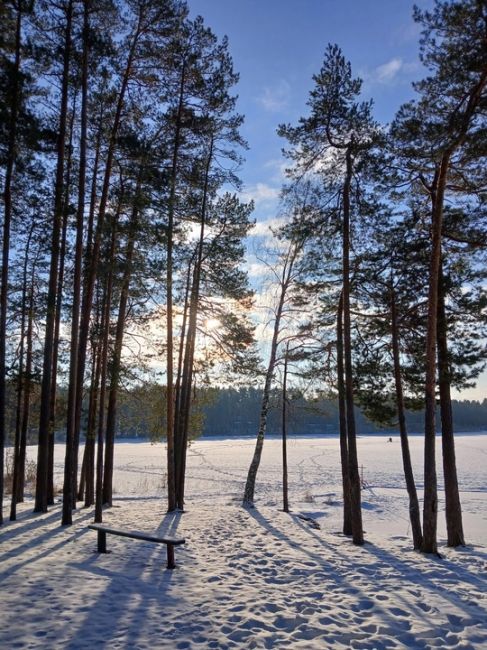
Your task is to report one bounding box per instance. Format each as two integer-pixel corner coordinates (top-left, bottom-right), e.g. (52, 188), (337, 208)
(243, 237), (303, 506)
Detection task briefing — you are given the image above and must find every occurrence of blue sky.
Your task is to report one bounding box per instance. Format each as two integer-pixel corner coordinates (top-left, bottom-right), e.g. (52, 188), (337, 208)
(187, 0), (486, 402)
(189, 0), (432, 207)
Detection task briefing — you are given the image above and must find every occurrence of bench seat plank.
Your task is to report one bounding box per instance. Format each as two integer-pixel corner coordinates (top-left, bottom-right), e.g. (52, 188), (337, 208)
(88, 524), (185, 569)
(88, 524), (185, 545)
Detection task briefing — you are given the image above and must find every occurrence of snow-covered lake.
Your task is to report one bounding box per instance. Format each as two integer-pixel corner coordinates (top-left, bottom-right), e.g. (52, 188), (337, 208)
(1, 434), (486, 648)
(88, 433), (487, 544)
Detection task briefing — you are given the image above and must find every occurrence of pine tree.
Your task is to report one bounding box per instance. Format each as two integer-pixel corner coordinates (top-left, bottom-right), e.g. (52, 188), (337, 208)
(34, 0), (74, 514)
(0, 0), (39, 524)
(391, 0), (487, 553)
(279, 45), (380, 544)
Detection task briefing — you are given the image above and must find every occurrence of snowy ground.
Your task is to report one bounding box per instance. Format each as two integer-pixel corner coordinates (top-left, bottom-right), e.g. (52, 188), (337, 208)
(1, 434), (486, 649)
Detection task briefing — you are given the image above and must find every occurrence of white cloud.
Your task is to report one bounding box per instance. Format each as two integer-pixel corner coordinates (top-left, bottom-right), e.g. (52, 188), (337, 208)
(394, 20), (422, 45)
(363, 58), (421, 88)
(257, 80), (291, 112)
(241, 182), (280, 207)
(375, 57), (403, 83)
(249, 216), (286, 237)
(246, 261), (268, 278)
(263, 158), (288, 183)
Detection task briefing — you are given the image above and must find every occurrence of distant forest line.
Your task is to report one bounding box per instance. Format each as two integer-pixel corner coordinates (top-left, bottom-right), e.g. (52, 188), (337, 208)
(114, 387), (487, 439)
(4, 383), (486, 444)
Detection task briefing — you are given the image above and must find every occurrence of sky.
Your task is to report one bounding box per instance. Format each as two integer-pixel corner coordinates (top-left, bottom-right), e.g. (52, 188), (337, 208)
(186, 0), (486, 402)
(188, 0), (432, 212)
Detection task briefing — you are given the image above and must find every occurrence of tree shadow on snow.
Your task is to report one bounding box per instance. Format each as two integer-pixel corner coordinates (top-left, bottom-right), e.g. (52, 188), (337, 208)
(61, 506), (185, 650)
(0, 507), (94, 581)
(245, 505), (483, 649)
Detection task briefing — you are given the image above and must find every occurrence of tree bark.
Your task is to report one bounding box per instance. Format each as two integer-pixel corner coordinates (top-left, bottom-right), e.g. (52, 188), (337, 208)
(0, 1), (23, 525)
(77, 448), (86, 504)
(10, 224), (34, 520)
(63, 0), (90, 521)
(69, 116), (101, 499)
(166, 60), (187, 512)
(390, 281), (423, 549)
(49, 105), (75, 507)
(35, 0), (73, 514)
(82, 337), (101, 507)
(437, 262), (465, 547)
(342, 148), (363, 545)
(103, 187), (140, 507)
(336, 293), (352, 535)
(175, 139), (213, 509)
(173, 256), (192, 492)
(17, 265), (36, 503)
(282, 344), (289, 513)
(422, 157), (450, 554)
(95, 209), (118, 519)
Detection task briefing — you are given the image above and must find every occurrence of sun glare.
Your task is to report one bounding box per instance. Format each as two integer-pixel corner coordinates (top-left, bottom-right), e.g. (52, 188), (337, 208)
(204, 318), (221, 332)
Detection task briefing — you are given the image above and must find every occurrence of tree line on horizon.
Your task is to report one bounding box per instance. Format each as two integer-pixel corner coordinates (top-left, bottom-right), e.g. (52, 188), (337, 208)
(2, 381), (486, 440)
(0, 0), (486, 560)
(201, 389), (487, 438)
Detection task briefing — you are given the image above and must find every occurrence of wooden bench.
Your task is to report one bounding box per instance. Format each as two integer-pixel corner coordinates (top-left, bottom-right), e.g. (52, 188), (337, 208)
(88, 524), (185, 569)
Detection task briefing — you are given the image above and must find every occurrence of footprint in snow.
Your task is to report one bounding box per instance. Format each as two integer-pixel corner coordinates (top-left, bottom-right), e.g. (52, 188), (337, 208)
(446, 613), (467, 630)
(417, 601), (433, 613)
(389, 606), (408, 617)
(262, 603), (279, 613)
(351, 599), (375, 612)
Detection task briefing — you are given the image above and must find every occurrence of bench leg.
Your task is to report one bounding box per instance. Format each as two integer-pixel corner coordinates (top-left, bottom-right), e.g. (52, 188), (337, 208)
(98, 530), (107, 553)
(167, 544), (175, 570)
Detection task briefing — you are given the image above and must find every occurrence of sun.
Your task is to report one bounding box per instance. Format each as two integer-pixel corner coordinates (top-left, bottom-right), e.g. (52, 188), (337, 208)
(204, 318), (220, 332)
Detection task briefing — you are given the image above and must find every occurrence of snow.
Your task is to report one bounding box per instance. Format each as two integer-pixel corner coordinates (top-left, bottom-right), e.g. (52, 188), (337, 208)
(1, 434), (486, 649)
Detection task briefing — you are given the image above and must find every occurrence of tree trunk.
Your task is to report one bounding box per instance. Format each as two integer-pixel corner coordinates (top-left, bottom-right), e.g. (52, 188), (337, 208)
(94, 373), (105, 523)
(0, 1), (23, 525)
(336, 293), (352, 535)
(282, 344), (289, 513)
(175, 139), (213, 509)
(10, 225), (33, 520)
(342, 148), (363, 545)
(35, 0), (73, 514)
(421, 64), (486, 554)
(103, 191), (140, 507)
(96, 292), (113, 520)
(70, 16), (141, 512)
(77, 449), (86, 504)
(96, 213), (118, 520)
(390, 281), (423, 549)
(49, 113), (74, 506)
(64, 0), (90, 521)
(437, 262), (464, 547)
(173, 257), (192, 493)
(422, 156), (450, 554)
(166, 60), (187, 512)
(85, 109), (103, 259)
(174, 273), (198, 508)
(243, 245), (297, 506)
(77, 336), (101, 504)
(70, 121), (100, 503)
(17, 267), (36, 502)
(83, 338), (101, 507)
